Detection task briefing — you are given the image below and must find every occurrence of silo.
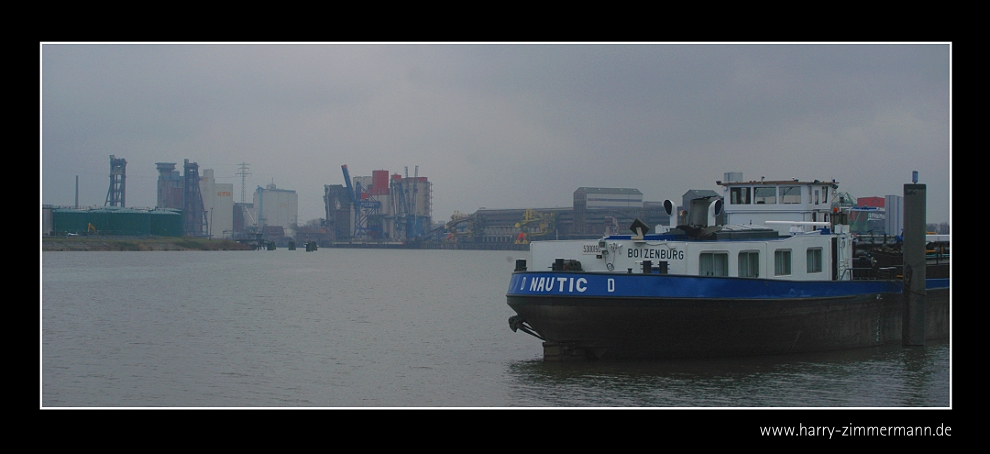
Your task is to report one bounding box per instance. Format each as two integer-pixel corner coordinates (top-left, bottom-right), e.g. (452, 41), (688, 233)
(371, 170), (390, 196)
(150, 209), (183, 236)
(112, 208), (151, 236)
(43, 206), (54, 236)
(52, 208), (89, 235)
(86, 208), (114, 234)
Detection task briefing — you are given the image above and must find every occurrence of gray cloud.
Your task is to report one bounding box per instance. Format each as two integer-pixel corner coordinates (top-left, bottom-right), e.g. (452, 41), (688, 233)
(41, 43), (950, 225)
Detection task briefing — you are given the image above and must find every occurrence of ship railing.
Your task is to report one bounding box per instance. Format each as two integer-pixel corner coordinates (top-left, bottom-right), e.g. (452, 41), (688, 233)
(850, 266), (901, 281)
(927, 251), (949, 266)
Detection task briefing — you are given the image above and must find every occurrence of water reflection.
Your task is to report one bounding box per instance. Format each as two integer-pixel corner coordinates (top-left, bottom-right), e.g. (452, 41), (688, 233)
(506, 339), (950, 407)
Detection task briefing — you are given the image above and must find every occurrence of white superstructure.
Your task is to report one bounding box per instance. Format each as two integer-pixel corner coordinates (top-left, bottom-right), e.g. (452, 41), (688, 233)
(531, 224), (853, 282)
(529, 173), (859, 282)
(717, 173), (840, 236)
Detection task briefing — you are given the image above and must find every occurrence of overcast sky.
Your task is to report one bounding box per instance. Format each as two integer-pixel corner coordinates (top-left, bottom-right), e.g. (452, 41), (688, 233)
(41, 43), (951, 225)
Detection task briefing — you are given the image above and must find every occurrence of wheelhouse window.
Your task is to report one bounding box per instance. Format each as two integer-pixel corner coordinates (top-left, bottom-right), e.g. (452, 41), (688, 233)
(774, 249), (792, 276)
(807, 248), (823, 273)
(780, 186), (801, 204)
(700, 252), (729, 276)
(754, 187), (776, 204)
(738, 251), (760, 278)
(730, 187), (751, 205)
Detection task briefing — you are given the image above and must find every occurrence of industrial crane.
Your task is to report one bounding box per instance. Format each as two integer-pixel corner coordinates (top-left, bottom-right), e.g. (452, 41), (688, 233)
(341, 165), (383, 239)
(514, 209), (555, 244)
(444, 211), (475, 242)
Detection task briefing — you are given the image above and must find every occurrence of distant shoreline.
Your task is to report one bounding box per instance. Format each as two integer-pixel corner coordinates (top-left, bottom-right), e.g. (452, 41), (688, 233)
(41, 237), (255, 251)
(41, 237), (536, 251)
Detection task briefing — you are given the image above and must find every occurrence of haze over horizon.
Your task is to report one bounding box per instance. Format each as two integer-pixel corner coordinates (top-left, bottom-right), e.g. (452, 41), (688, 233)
(41, 43), (951, 225)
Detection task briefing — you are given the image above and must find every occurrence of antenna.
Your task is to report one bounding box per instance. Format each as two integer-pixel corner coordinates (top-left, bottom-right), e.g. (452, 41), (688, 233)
(236, 162), (251, 203)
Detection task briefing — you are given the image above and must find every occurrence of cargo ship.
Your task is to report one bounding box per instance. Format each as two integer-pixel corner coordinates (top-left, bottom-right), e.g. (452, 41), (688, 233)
(506, 176), (948, 360)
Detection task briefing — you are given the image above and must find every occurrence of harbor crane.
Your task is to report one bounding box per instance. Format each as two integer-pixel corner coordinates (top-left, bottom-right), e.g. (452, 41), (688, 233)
(342, 165), (383, 239)
(514, 209), (555, 244)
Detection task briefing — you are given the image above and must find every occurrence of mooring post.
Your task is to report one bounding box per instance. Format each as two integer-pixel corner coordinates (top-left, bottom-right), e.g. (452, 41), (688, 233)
(903, 178), (926, 346)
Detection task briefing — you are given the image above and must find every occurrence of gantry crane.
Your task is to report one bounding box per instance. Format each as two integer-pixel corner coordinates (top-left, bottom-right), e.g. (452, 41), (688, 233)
(342, 165), (383, 240)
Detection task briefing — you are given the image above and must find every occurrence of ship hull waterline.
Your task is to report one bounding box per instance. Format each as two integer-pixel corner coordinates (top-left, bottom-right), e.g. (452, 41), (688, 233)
(506, 272), (948, 361)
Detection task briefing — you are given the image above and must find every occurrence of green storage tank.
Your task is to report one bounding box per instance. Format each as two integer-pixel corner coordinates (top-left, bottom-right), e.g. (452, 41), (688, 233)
(51, 207), (183, 237)
(52, 208), (90, 234)
(86, 208), (117, 235)
(150, 209), (183, 236)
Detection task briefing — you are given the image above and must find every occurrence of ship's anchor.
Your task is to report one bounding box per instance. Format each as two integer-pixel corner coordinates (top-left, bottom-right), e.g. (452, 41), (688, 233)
(508, 315), (545, 341)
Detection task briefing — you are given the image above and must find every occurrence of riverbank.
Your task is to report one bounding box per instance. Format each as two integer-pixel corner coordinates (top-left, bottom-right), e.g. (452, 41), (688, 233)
(42, 237), (255, 251)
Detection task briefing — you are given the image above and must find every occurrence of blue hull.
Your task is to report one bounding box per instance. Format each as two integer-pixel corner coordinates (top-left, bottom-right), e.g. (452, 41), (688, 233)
(508, 272), (903, 300)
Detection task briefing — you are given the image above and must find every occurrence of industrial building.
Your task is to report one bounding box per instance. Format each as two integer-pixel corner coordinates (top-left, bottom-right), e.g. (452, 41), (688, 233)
(572, 187), (644, 236)
(156, 162), (183, 210)
(847, 195), (904, 236)
(323, 184), (352, 241)
(200, 169), (235, 238)
(42, 156), (181, 237)
(323, 166), (674, 247)
(252, 183), (299, 241)
(446, 187), (673, 246)
(319, 174), (674, 247)
(45, 156), (297, 243)
(44, 206), (183, 237)
(155, 162), (244, 239)
(46, 157), (937, 248)
(159, 160), (301, 244)
(325, 165), (432, 243)
(154, 160), (209, 237)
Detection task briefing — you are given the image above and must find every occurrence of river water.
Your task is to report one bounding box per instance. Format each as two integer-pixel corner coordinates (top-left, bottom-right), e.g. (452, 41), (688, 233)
(41, 249), (951, 408)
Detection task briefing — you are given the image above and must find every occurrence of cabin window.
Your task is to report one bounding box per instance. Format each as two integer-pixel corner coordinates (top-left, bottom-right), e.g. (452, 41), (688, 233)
(774, 249), (792, 276)
(738, 251), (760, 278)
(822, 186), (829, 204)
(730, 187), (751, 205)
(807, 248), (823, 273)
(699, 252), (729, 276)
(780, 186), (801, 204)
(814, 189), (820, 205)
(754, 187), (776, 204)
